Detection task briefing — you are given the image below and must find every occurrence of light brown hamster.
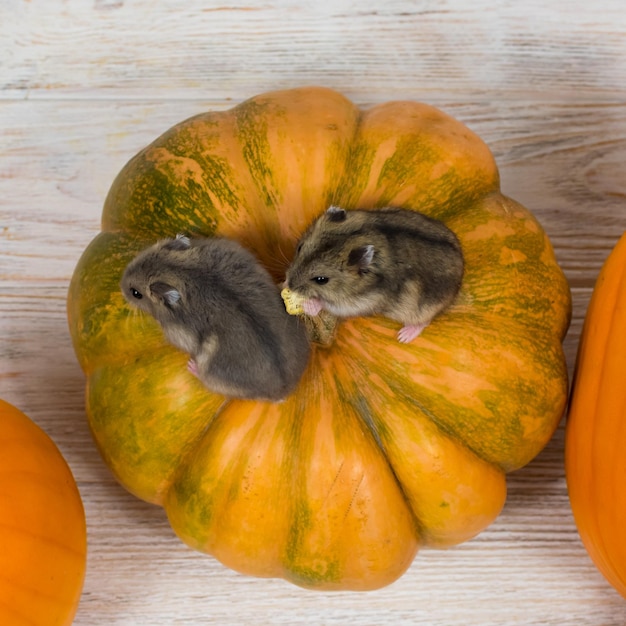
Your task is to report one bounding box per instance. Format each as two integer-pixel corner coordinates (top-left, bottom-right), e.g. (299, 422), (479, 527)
(284, 206), (464, 343)
(121, 234), (310, 401)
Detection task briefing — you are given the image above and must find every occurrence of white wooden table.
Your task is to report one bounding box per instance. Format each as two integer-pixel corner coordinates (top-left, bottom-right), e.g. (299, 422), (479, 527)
(2, 1), (626, 624)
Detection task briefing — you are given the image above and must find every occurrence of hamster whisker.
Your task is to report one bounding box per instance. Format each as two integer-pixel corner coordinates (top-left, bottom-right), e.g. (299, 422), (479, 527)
(275, 243), (292, 265)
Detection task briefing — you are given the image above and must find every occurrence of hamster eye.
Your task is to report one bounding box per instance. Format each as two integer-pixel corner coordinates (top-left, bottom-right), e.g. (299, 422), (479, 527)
(312, 276), (329, 285)
(131, 288), (143, 300)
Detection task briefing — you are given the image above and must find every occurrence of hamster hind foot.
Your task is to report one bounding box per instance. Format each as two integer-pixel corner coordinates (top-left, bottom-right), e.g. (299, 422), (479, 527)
(397, 323), (428, 344)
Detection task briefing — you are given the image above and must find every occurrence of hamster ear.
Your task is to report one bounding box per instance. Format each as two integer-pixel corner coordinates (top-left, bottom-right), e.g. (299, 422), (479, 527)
(150, 282), (182, 307)
(347, 245), (375, 273)
(163, 234), (191, 251)
(326, 206), (347, 222)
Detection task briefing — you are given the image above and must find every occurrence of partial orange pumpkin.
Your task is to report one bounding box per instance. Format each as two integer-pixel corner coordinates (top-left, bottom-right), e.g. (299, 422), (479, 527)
(566, 232), (626, 599)
(0, 398), (87, 625)
(68, 86), (571, 590)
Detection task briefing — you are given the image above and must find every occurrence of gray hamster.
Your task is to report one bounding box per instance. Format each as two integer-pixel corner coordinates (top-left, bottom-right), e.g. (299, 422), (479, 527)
(121, 234), (310, 401)
(284, 206), (464, 343)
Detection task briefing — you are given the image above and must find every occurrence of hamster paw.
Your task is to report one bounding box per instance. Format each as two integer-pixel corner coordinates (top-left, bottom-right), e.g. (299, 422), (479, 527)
(187, 358), (199, 377)
(303, 298), (323, 316)
(397, 323), (427, 343)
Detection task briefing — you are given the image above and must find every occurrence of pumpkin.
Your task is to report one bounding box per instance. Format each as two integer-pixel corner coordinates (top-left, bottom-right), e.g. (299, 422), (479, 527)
(67, 86), (571, 591)
(0, 398), (86, 625)
(566, 232), (626, 599)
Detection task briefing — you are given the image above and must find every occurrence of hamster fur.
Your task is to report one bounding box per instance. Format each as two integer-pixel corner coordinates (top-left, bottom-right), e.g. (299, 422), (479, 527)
(121, 234), (310, 401)
(285, 206), (464, 343)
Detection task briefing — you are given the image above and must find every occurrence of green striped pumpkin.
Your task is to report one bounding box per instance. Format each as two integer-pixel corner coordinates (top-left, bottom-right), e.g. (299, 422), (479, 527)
(67, 86), (571, 590)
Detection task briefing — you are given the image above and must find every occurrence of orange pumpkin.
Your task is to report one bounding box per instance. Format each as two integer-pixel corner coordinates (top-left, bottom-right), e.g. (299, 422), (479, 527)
(0, 398), (86, 625)
(566, 232), (626, 599)
(67, 86), (571, 590)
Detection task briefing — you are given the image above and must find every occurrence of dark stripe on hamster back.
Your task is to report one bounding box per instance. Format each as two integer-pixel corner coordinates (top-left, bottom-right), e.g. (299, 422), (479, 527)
(362, 212), (463, 299)
(369, 210), (461, 251)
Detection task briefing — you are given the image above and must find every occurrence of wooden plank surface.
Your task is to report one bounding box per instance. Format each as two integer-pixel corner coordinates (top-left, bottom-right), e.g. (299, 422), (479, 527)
(1, 1), (626, 624)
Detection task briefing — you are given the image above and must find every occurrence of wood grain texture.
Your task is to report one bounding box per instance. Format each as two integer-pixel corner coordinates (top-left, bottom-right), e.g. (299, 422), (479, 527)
(1, 0), (626, 624)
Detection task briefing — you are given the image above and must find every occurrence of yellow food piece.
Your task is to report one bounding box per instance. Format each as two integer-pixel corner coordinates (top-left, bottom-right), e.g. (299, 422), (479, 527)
(281, 287), (306, 316)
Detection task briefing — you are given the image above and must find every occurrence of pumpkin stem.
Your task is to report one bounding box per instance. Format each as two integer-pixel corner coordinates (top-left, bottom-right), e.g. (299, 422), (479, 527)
(281, 286), (339, 346)
(302, 310), (340, 347)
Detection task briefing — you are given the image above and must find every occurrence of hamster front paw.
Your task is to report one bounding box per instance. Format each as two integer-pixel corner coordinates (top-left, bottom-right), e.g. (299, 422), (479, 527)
(303, 298), (323, 316)
(187, 358), (199, 377)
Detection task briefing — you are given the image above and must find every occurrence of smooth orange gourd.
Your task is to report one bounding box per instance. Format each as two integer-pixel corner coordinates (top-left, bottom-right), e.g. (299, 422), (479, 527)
(566, 232), (626, 599)
(0, 398), (87, 625)
(67, 86), (571, 590)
